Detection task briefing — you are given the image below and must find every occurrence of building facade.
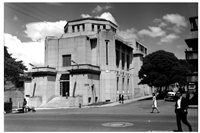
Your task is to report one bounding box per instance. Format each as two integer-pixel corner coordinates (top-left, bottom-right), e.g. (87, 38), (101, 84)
(185, 16), (198, 105)
(25, 18), (150, 107)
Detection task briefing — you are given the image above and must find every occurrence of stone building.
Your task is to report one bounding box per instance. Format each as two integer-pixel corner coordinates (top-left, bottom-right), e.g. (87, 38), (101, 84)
(24, 18), (150, 108)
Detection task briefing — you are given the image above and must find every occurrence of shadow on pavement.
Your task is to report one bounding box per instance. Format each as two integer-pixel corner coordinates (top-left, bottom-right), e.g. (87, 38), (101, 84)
(137, 97), (152, 101)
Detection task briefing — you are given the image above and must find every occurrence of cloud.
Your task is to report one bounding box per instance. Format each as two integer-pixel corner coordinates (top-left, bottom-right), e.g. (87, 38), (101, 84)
(97, 12), (117, 25)
(117, 28), (138, 39)
(81, 12), (118, 26)
(138, 26), (166, 38)
(92, 5), (103, 13)
(81, 14), (92, 18)
(154, 18), (167, 27)
(4, 33), (44, 70)
(177, 44), (187, 49)
(163, 13), (187, 27)
(153, 14), (188, 34)
(24, 20), (66, 41)
(92, 5), (112, 13)
(160, 33), (179, 44)
(13, 15), (18, 21)
(4, 20), (68, 69)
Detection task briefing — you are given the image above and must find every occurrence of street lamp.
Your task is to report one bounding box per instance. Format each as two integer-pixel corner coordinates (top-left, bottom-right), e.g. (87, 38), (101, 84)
(71, 60), (79, 69)
(29, 63), (36, 68)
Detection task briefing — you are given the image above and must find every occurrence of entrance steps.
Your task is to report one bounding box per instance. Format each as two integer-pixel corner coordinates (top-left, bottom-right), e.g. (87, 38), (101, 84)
(39, 96), (82, 108)
(39, 97), (70, 108)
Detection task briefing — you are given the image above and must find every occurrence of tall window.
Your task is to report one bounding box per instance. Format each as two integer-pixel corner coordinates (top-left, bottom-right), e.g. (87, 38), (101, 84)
(97, 25), (100, 31)
(117, 77), (119, 92)
(82, 24), (85, 31)
(62, 55), (71, 66)
(127, 78), (129, 93)
(105, 40), (109, 65)
(122, 78), (124, 93)
(92, 24), (94, 31)
(127, 54), (130, 70)
(122, 52), (125, 69)
(116, 50), (120, 67)
(77, 25), (80, 32)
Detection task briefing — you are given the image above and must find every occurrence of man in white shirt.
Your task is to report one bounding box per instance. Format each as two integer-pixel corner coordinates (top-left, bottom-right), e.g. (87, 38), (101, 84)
(175, 91), (192, 132)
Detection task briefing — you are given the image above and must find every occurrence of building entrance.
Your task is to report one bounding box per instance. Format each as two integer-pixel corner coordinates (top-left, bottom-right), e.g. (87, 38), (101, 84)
(60, 74), (70, 97)
(61, 82), (69, 96)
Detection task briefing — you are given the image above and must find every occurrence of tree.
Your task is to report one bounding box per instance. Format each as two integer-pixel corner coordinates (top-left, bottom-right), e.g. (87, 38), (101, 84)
(4, 46), (27, 87)
(138, 50), (190, 93)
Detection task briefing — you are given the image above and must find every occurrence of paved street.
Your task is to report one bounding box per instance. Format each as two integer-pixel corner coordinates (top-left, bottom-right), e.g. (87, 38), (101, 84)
(4, 98), (198, 132)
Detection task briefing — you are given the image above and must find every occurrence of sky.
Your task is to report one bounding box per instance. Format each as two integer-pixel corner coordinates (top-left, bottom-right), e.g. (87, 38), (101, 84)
(3, 2), (198, 70)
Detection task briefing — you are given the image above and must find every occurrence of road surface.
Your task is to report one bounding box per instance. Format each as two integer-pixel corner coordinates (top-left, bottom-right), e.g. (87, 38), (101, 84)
(4, 99), (198, 132)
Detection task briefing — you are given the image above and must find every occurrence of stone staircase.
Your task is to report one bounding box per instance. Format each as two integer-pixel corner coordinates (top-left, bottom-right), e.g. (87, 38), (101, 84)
(39, 96), (82, 108)
(39, 97), (70, 108)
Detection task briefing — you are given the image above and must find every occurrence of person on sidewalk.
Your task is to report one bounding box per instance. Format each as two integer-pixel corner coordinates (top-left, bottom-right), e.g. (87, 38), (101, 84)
(66, 92), (68, 99)
(119, 94), (121, 103)
(175, 91), (192, 132)
(150, 93), (160, 113)
(121, 94), (124, 104)
(22, 98), (27, 113)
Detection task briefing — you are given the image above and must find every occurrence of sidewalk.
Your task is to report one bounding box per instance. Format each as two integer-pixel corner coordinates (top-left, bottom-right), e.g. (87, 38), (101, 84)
(100, 95), (152, 107)
(35, 95), (153, 110)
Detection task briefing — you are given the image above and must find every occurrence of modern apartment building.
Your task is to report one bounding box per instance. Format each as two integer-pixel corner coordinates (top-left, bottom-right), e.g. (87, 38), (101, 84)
(25, 18), (150, 107)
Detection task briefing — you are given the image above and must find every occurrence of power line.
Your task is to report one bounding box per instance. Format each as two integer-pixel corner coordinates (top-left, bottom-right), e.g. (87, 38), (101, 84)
(26, 3), (60, 21)
(184, 4), (191, 17)
(13, 3), (53, 22)
(5, 4), (42, 22)
(5, 4), (64, 31)
(25, 3), (64, 29)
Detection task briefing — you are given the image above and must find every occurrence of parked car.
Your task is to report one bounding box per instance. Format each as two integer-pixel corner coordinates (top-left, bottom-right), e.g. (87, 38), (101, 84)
(164, 92), (176, 101)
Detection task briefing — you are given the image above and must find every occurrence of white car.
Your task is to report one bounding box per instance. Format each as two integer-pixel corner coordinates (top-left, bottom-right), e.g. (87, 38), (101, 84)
(164, 92), (176, 101)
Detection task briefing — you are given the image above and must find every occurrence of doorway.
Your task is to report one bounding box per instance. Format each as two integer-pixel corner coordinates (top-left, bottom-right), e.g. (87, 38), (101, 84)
(60, 74), (70, 97)
(62, 82), (69, 97)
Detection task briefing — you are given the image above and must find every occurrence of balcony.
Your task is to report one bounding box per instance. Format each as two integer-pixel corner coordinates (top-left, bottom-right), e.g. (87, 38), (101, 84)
(68, 64), (101, 74)
(186, 73), (198, 83)
(185, 50), (198, 60)
(30, 67), (57, 76)
(189, 16), (198, 32)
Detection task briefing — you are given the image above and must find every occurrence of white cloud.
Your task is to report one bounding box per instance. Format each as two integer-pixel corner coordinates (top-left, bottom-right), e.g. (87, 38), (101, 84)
(154, 18), (167, 27)
(177, 44), (187, 49)
(4, 20), (67, 70)
(4, 33), (44, 70)
(138, 26), (166, 38)
(160, 33), (179, 43)
(81, 14), (91, 18)
(117, 28), (138, 39)
(81, 12), (118, 26)
(13, 15), (18, 21)
(163, 13), (187, 27)
(104, 5), (112, 10)
(97, 12), (117, 25)
(92, 5), (103, 13)
(24, 20), (66, 41)
(92, 5), (112, 13)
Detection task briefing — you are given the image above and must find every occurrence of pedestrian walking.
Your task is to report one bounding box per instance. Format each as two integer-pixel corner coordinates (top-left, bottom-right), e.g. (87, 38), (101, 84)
(150, 93), (160, 113)
(175, 91), (192, 132)
(22, 98), (27, 113)
(119, 94), (121, 103)
(66, 92), (68, 99)
(121, 94), (124, 104)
